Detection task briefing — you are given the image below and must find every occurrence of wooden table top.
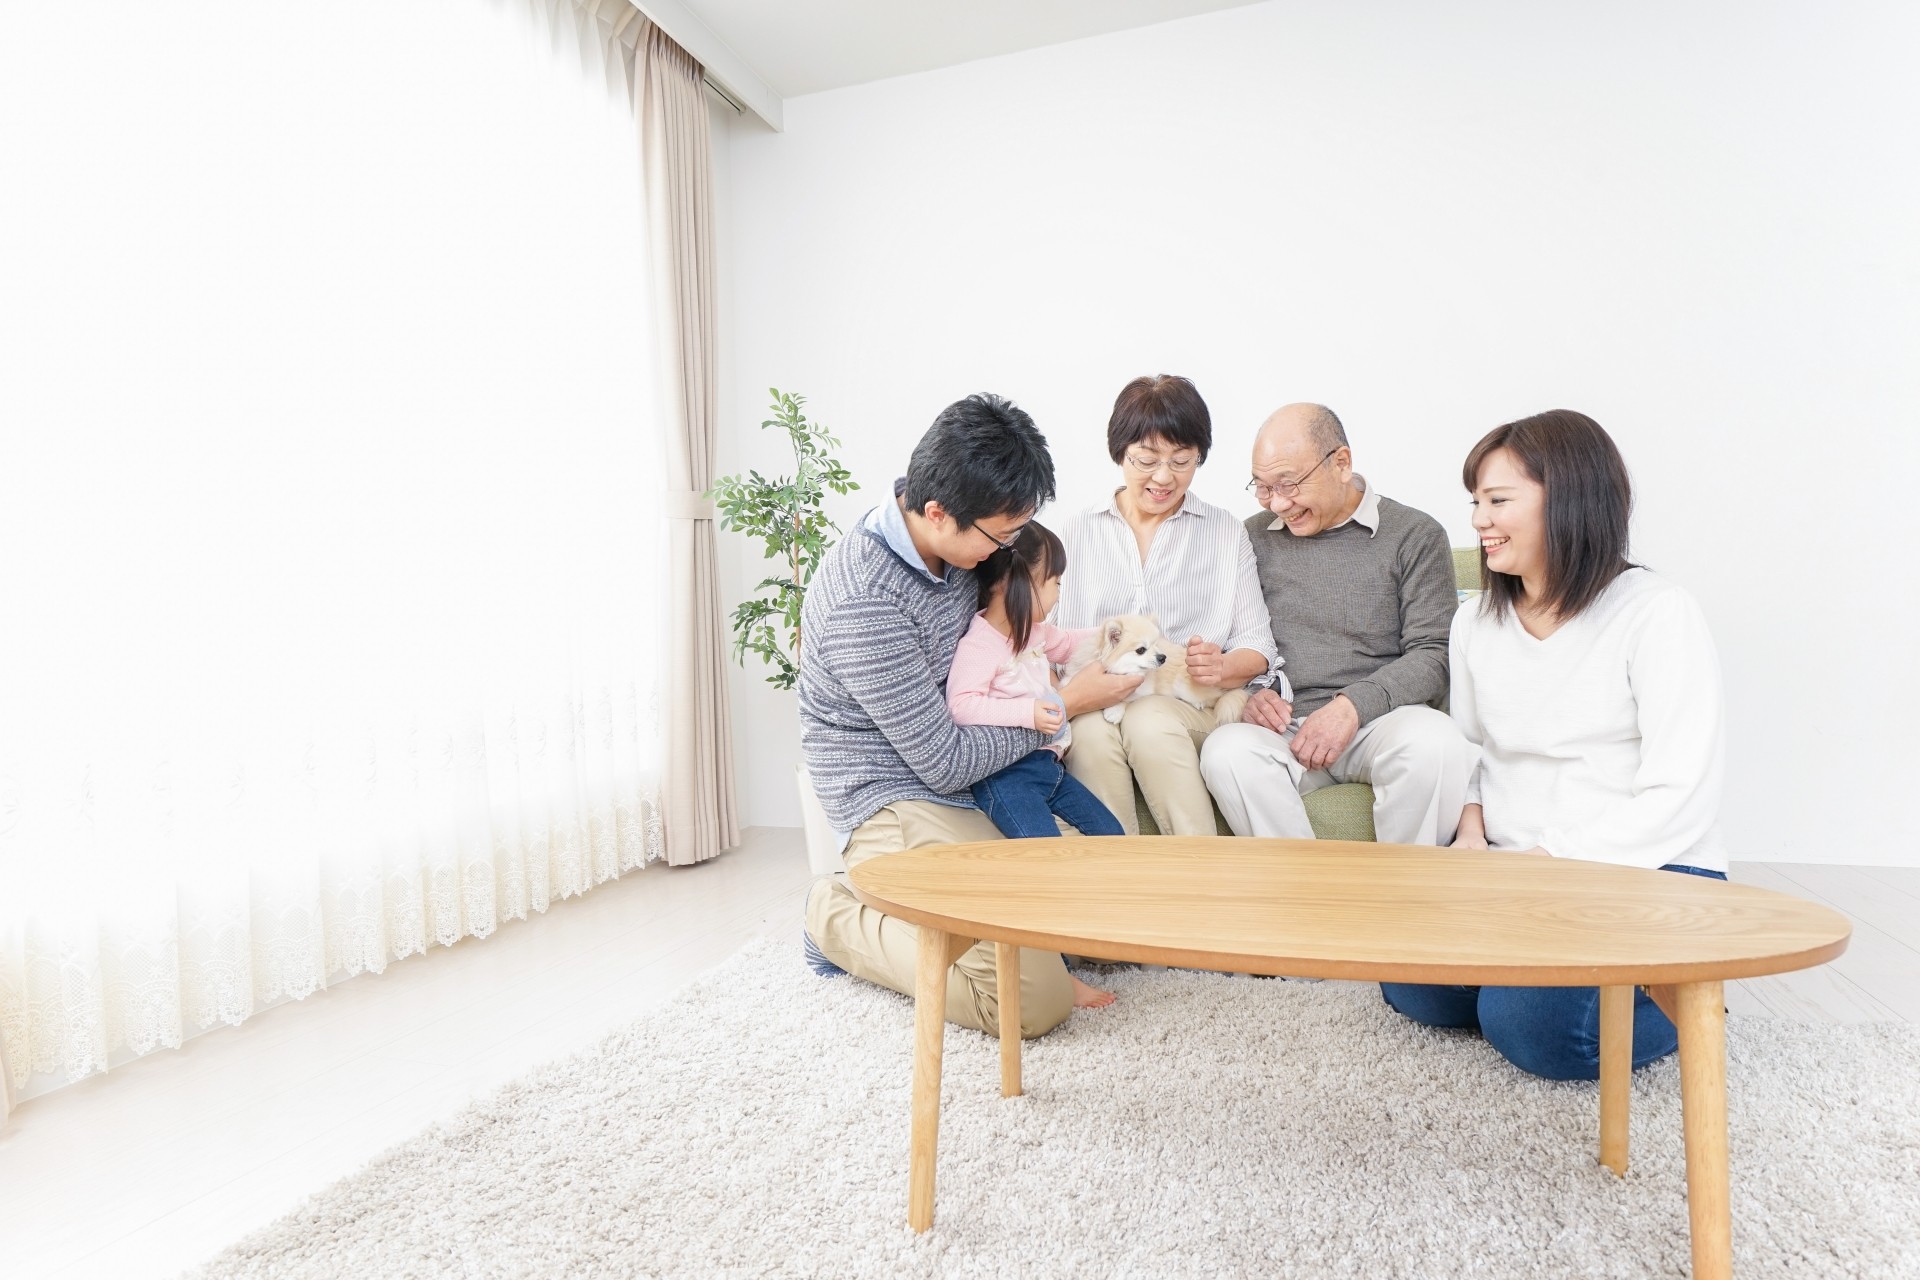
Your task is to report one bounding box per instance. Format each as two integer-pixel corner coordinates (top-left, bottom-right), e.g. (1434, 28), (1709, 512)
(848, 837), (1852, 985)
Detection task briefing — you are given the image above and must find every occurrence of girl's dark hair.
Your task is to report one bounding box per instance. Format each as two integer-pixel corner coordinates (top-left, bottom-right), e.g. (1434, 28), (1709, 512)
(1463, 409), (1635, 624)
(974, 520), (1068, 653)
(1106, 374), (1212, 464)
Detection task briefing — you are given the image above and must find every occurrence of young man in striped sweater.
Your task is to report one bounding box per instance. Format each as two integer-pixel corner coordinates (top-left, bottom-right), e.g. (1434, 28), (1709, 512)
(798, 393), (1142, 1038)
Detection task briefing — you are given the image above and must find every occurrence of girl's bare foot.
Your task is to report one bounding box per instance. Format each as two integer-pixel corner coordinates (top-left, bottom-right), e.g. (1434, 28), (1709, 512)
(1071, 973), (1115, 1009)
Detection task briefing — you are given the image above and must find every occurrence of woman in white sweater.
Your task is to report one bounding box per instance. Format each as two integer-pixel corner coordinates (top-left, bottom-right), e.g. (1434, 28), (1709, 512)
(1381, 409), (1728, 1081)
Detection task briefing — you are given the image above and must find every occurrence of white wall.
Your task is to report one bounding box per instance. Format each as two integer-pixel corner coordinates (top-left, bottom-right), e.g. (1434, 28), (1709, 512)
(716, 0), (1920, 865)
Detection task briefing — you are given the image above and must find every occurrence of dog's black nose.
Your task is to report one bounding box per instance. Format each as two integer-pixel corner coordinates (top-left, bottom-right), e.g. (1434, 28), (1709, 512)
(1154, 653), (1167, 665)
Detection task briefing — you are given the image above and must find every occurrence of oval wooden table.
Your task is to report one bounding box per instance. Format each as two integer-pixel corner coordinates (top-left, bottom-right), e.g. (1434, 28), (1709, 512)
(848, 837), (1852, 1279)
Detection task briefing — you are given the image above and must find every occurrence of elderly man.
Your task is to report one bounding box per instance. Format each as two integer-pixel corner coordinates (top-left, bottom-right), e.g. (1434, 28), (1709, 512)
(1199, 403), (1476, 845)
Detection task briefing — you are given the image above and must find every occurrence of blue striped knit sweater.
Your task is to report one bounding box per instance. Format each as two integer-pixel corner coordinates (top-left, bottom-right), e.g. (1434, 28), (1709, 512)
(798, 506), (1042, 832)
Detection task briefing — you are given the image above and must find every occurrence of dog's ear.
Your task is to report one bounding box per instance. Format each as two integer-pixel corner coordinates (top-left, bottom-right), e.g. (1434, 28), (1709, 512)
(1104, 618), (1124, 650)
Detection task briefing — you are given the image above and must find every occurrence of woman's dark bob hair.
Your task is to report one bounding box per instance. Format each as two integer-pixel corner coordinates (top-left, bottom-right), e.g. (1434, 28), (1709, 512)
(1106, 375), (1211, 465)
(974, 521), (1068, 654)
(1463, 409), (1635, 624)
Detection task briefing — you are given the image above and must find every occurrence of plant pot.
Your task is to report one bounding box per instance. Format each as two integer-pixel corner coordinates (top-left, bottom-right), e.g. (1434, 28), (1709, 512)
(796, 763), (845, 876)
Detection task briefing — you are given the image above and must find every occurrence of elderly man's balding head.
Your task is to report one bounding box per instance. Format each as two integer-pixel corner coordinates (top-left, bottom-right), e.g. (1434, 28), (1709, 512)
(1249, 402), (1361, 537)
(1256, 403), (1348, 458)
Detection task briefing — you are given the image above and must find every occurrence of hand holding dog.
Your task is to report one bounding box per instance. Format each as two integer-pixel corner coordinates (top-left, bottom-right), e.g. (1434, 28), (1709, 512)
(1185, 636), (1224, 686)
(1240, 688), (1293, 734)
(1059, 662), (1147, 718)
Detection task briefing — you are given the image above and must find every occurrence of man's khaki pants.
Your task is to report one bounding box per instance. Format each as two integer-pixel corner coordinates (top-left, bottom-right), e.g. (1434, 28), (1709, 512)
(1199, 704), (1476, 846)
(804, 801), (1075, 1039)
(1063, 695), (1220, 836)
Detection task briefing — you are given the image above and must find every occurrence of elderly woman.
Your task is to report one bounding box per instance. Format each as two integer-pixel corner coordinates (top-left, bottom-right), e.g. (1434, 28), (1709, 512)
(1052, 375), (1279, 836)
(1381, 409), (1728, 1080)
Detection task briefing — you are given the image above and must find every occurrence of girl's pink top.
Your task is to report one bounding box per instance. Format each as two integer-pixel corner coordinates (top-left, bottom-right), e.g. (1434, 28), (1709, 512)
(946, 614), (1095, 755)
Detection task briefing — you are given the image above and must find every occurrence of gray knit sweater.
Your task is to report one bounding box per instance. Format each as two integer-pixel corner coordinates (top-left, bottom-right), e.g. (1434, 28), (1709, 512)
(798, 512), (1041, 832)
(1244, 493), (1456, 724)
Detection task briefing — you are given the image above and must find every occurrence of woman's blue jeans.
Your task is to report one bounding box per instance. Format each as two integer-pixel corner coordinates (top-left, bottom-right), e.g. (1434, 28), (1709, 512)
(1379, 864), (1729, 1081)
(972, 749), (1125, 840)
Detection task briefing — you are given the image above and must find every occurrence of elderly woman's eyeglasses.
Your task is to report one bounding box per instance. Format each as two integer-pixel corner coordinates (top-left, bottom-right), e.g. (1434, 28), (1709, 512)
(1247, 448), (1338, 502)
(1124, 451), (1198, 475)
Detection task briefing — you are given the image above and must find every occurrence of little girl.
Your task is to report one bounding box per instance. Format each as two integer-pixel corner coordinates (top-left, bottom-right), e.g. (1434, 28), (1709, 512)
(947, 520), (1123, 1010)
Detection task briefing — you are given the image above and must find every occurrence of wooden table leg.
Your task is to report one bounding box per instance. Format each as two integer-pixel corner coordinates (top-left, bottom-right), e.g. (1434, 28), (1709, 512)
(996, 942), (1022, 1098)
(1675, 980), (1731, 1280)
(1598, 984), (1633, 1176)
(908, 927), (973, 1232)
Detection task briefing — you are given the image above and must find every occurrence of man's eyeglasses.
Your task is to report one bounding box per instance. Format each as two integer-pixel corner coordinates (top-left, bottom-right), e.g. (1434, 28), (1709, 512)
(1124, 452), (1199, 475)
(1247, 448), (1338, 502)
(975, 521), (1028, 552)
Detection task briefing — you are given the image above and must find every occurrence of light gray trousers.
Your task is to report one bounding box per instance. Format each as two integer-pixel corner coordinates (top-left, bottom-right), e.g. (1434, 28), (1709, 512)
(1198, 704), (1477, 846)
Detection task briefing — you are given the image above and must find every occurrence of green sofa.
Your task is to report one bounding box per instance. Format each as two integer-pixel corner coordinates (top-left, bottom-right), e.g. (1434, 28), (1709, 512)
(1133, 547), (1482, 841)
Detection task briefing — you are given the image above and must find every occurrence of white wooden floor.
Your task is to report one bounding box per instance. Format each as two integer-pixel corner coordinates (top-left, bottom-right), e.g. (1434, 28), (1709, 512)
(0, 827), (816, 1280)
(0, 839), (1913, 1280)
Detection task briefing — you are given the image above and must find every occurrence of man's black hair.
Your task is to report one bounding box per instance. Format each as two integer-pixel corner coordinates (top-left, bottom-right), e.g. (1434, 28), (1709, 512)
(903, 393), (1056, 528)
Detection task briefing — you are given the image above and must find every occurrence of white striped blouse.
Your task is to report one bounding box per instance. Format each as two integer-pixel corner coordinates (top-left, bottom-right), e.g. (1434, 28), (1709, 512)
(1049, 489), (1279, 673)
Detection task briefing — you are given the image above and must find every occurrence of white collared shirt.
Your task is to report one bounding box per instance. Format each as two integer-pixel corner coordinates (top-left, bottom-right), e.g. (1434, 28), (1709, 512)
(1265, 475), (1380, 536)
(1051, 489), (1278, 671)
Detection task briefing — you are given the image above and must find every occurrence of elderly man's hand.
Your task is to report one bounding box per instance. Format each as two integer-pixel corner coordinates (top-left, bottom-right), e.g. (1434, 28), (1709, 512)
(1289, 695), (1359, 771)
(1185, 636), (1225, 687)
(1240, 688), (1293, 734)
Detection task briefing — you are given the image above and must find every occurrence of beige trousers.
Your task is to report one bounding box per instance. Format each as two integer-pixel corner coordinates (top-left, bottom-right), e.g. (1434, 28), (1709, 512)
(803, 801), (1075, 1039)
(1064, 694), (1219, 836)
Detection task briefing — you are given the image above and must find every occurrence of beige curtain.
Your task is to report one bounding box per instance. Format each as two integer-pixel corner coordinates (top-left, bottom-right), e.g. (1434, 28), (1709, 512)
(639, 23), (740, 865)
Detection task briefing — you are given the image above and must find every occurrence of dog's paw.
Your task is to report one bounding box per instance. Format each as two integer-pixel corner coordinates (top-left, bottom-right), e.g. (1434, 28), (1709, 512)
(1102, 704), (1125, 725)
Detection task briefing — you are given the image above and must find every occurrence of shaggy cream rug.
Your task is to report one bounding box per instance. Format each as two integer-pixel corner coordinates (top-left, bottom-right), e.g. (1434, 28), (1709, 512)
(187, 940), (1920, 1279)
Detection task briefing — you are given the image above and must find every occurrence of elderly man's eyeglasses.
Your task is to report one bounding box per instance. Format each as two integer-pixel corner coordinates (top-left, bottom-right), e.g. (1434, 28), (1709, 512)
(1247, 448), (1338, 502)
(1124, 451), (1199, 475)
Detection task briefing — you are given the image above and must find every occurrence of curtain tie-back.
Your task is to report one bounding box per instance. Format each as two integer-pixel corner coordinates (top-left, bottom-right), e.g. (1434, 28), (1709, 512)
(667, 490), (716, 521)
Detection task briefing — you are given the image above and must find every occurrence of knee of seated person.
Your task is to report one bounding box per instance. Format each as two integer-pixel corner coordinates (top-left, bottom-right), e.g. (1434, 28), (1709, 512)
(1380, 982), (1479, 1029)
(1199, 720), (1261, 762)
(1017, 996), (1072, 1039)
(996, 956), (1073, 1039)
(1200, 723), (1300, 794)
(1381, 705), (1459, 748)
(1479, 991), (1600, 1081)
(1377, 706), (1474, 768)
(1198, 721), (1278, 776)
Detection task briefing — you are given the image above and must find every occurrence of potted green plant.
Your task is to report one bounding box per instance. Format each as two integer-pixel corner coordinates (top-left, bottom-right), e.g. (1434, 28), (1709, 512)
(708, 390), (858, 869)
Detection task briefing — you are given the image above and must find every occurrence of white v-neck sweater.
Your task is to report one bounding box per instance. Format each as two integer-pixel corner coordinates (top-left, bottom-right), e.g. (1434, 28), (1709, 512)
(1450, 568), (1727, 871)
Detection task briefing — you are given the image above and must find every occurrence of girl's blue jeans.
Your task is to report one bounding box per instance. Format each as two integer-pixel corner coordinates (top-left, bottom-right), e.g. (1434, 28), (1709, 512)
(972, 749), (1125, 840)
(1378, 863), (1729, 1081)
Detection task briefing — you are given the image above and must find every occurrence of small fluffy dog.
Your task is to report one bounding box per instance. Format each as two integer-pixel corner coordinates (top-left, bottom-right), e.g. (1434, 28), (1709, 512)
(1066, 614), (1251, 726)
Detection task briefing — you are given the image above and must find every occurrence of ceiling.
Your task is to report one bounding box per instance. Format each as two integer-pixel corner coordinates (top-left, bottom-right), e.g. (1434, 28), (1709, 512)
(671, 0), (1266, 100)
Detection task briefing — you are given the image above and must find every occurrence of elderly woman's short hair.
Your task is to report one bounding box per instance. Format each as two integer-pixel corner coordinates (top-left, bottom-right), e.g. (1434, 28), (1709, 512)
(1106, 375), (1212, 464)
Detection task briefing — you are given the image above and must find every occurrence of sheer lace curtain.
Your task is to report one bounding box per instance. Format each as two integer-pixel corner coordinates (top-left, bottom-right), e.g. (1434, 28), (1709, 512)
(0, 0), (670, 1109)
